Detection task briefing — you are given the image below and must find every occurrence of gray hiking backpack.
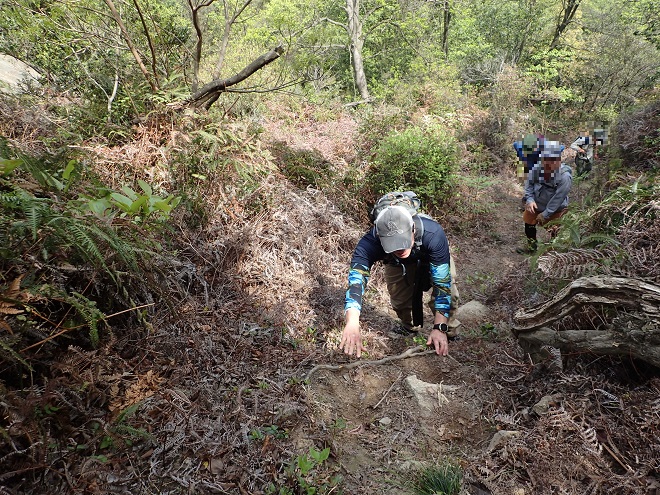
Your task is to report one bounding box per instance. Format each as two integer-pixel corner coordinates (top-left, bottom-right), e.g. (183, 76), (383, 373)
(370, 191), (427, 246)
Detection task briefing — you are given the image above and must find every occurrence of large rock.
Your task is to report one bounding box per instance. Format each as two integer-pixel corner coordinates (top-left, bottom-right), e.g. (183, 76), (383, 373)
(452, 300), (490, 327)
(404, 374), (461, 417)
(0, 54), (40, 94)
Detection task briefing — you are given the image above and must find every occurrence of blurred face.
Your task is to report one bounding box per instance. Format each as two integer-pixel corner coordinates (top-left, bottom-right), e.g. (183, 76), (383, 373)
(542, 156), (562, 171)
(393, 231), (415, 258)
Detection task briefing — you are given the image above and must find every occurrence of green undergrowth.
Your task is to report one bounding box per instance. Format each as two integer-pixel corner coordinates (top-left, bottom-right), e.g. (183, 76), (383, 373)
(0, 139), (178, 378)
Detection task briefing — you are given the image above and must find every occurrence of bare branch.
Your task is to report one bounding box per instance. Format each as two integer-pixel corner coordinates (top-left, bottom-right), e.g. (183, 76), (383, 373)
(102, 0), (158, 91)
(180, 45), (285, 109)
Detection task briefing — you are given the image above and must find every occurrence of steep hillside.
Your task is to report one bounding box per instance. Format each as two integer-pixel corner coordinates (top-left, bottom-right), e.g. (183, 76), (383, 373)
(1, 98), (658, 495)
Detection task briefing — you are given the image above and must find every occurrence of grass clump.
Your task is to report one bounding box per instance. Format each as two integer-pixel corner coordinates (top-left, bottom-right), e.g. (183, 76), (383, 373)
(411, 461), (462, 495)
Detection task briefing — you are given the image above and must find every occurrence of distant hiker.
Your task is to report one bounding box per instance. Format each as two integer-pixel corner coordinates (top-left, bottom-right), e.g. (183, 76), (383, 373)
(570, 128), (607, 176)
(513, 133), (544, 177)
(517, 141), (572, 254)
(340, 193), (457, 357)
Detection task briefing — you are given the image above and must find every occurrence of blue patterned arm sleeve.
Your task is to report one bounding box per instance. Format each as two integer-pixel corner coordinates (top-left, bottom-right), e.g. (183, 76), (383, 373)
(430, 262), (451, 317)
(344, 263), (371, 313)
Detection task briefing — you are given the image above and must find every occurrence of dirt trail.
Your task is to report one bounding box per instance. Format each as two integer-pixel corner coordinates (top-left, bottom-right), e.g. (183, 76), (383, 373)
(301, 172), (533, 494)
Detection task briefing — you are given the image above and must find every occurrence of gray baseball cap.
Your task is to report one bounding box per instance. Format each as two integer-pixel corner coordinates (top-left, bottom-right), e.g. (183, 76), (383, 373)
(375, 206), (414, 253)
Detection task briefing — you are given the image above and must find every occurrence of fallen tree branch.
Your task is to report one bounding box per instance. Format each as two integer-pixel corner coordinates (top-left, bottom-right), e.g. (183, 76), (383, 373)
(513, 276), (660, 333)
(517, 327), (660, 368)
(305, 346), (456, 381)
(179, 45), (285, 110)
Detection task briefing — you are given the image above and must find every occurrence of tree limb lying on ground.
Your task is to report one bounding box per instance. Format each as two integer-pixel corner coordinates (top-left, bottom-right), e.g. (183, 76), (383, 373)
(513, 275), (660, 367)
(513, 276), (660, 332)
(305, 345), (459, 380)
(516, 327), (660, 368)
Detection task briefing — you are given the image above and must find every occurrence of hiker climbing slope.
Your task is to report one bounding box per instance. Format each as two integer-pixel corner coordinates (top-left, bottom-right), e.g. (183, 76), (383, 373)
(517, 142), (572, 254)
(340, 192), (457, 358)
(570, 127), (607, 176)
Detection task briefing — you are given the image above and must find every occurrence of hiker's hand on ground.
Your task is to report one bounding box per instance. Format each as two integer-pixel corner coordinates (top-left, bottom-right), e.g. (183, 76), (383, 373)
(536, 212), (546, 225)
(525, 201), (537, 214)
(427, 329), (449, 356)
(340, 323), (366, 358)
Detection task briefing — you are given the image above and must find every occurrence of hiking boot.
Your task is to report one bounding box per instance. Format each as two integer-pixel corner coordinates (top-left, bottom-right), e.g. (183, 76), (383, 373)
(515, 245), (537, 255)
(389, 324), (417, 337)
(516, 238), (537, 254)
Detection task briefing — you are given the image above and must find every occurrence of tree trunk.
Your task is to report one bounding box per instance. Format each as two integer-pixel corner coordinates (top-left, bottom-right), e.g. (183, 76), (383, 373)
(517, 327), (660, 368)
(187, 0), (217, 93)
(131, 0), (160, 89)
(103, 0), (158, 91)
(513, 0), (536, 64)
(345, 0), (370, 101)
(213, 0), (254, 80)
(183, 45), (284, 109)
(550, 0), (581, 50)
(513, 276), (660, 367)
(441, 1), (451, 58)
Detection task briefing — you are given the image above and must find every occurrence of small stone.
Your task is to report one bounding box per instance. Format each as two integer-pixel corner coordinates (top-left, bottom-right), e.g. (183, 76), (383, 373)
(487, 430), (519, 451)
(379, 417), (392, 426)
(531, 394), (563, 416)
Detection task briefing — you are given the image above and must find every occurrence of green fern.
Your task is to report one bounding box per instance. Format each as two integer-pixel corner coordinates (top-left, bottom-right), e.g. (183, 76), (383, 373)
(0, 337), (34, 371)
(38, 287), (106, 348)
(52, 217), (109, 270)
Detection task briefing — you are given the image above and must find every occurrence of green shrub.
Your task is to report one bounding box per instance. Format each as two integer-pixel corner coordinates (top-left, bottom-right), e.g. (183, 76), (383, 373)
(269, 141), (334, 188)
(367, 125), (458, 208)
(356, 103), (411, 156)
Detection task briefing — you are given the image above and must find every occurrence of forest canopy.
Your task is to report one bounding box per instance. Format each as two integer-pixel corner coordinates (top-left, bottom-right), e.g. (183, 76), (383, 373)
(0, 0), (657, 120)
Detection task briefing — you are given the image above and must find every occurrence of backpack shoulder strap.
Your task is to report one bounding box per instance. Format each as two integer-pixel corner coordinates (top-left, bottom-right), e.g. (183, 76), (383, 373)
(413, 215), (426, 247)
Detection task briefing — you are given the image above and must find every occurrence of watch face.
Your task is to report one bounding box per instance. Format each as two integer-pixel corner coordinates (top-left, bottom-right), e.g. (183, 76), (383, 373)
(434, 323), (449, 333)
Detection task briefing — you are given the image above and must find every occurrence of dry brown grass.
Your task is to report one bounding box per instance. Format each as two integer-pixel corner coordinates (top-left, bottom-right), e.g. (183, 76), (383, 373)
(2, 95), (659, 495)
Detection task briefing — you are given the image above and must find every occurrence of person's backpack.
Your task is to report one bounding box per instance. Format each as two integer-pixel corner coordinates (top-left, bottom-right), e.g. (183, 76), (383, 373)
(370, 191), (427, 247)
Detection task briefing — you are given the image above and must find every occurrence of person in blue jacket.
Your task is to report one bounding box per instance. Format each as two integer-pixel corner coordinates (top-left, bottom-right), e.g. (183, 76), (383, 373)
(339, 205), (454, 358)
(513, 133), (544, 177)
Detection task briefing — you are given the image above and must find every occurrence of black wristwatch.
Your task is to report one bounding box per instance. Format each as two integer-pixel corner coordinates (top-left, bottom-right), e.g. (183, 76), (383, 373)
(433, 323), (449, 333)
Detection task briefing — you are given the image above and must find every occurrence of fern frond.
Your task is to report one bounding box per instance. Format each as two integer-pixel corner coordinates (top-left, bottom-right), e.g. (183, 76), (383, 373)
(541, 345), (563, 372)
(89, 223), (139, 272)
(579, 425), (602, 455)
(113, 424), (153, 441)
(47, 216), (108, 270)
(24, 199), (49, 241)
(37, 286), (106, 348)
(493, 412), (519, 426)
(0, 337), (33, 371)
(537, 247), (624, 280)
(70, 291), (105, 348)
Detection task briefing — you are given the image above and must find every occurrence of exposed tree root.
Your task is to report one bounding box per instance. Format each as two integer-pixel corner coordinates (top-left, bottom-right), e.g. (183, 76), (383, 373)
(305, 345), (459, 380)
